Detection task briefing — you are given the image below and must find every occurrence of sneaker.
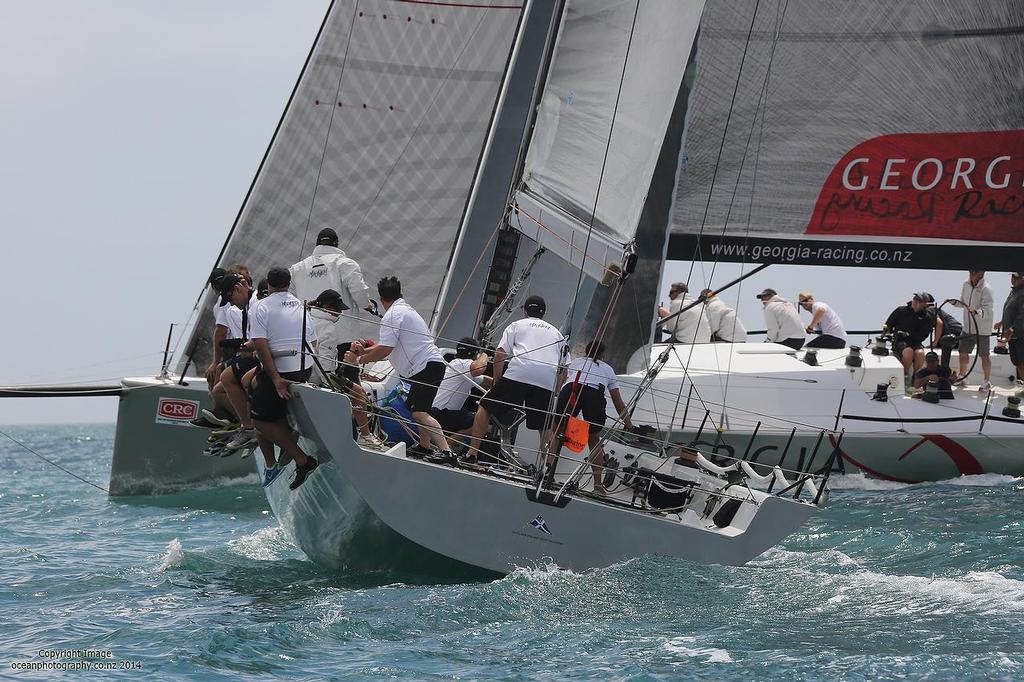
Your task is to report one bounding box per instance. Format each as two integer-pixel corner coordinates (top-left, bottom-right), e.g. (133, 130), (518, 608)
(225, 427), (258, 451)
(190, 415), (223, 429)
(211, 423), (242, 437)
(980, 380), (992, 392)
(201, 408), (232, 427)
(357, 432), (387, 449)
(240, 446), (256, 460)
(203, 442), (227, 457)
(262, 464), (282, 487)
(289, 457), (319, 490)
(406, 444), (432, 459)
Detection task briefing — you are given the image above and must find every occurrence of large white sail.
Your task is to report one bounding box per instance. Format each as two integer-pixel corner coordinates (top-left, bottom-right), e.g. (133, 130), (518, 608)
(511, 0), (705, 281)
(182, 0), (522, 370)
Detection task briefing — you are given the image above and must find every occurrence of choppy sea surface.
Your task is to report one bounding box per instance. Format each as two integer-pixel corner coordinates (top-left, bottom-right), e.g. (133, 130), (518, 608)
(1, 424), (1022, 680)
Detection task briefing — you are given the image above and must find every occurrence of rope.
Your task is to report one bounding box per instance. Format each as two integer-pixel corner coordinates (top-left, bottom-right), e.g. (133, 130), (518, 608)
(0, 428), (109, 494)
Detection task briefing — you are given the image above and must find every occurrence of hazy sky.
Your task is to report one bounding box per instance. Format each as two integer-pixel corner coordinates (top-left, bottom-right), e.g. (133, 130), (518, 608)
(0, 2), (994, 425)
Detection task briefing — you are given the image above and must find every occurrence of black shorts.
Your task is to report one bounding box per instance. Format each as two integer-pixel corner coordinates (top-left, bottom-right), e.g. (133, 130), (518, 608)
(554, 384), (607, 434)
(430, 408), (475, 433)
(893, 339), (924, 357)
(1010, 338), (1024, 366)
(230, 354), (259, 382)
(249, 368), (312, 423)
(481, 377), (553, 431)
(779, 337), (804, 350)
(805, 335), (846, 349)
(405, 361), (446, 413)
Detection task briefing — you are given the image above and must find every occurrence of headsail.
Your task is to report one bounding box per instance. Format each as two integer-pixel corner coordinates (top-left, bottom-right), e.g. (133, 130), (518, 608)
(669, 1), (1024, 270)
(509, 0), (706, 281)
(181, 0), (522, 370)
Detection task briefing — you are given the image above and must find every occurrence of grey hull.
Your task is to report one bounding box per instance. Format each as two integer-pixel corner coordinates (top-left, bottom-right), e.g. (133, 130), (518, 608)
(267, 385), (818, 575)
(108, 377), (254, 496)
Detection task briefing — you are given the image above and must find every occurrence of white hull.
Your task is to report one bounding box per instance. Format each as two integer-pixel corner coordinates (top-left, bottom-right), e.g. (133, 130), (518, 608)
(625, 343), (1024, 483)
(265, 385), (820, 575)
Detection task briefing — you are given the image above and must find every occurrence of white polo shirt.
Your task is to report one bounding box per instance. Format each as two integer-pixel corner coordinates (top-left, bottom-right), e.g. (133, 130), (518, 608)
(431, 358), (485, 411)
(498, 317), (568, 390)
(378, 298), (443, 377)
(565, 357), (618, 392)
(809, 301), (847, 340)
(249, 292), (318, 373)
(224, 291), (259, 340)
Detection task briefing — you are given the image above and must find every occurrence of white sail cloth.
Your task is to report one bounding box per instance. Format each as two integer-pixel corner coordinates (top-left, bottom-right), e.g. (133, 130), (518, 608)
(513, 0), (705, 279)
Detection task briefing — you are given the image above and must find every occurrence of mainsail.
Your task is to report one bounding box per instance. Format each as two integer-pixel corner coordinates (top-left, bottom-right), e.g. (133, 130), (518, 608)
(509, 0), (706, 281)
(181, 0), (522, 370)
(669, 1), (1024, 270)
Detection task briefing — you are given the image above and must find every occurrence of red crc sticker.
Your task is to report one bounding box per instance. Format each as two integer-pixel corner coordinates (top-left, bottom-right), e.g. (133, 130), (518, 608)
(156, 398), (200, 426)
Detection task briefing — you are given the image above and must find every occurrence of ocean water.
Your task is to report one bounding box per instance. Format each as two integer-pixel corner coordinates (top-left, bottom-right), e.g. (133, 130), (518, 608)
(1, 424), (1022, 680)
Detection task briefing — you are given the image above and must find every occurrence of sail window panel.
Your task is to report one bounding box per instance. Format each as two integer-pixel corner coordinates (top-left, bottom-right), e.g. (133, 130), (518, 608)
(520, 0), (705, 254)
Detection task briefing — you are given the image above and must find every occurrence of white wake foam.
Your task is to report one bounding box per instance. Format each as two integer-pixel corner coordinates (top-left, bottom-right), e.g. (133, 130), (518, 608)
(830, 472), (1020, 491)
(156, 538), (184, 571)
(227, 525), (297, 562)
(841, 569), (1024, 616)
(663, 637), (734, 664)
(828, 473), (911, 491)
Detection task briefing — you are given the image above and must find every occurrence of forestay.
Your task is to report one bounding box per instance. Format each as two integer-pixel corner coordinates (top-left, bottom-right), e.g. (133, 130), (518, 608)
(180, 0), (521, 371)
(511, 0), (706, 281)
(669, 0), (1024, 270)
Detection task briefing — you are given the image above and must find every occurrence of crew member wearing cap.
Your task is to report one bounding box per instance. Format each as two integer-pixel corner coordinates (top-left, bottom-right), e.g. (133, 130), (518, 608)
(468, 295), (570, 460)
(922, 292), (963, 373)
(700, 289), (747, 343)
(946, 271), (994, 391)
(657, 282), (711, 344)
(309, 289), (386, 450)
(798, 292), (847, 349)
(204, 267), (229, 390)
(355, 276), (453, 459)
(290, 227), (374, 341)
(997, 272), (1024, 382)
(429, 338), (492, 452)
(214, 272), (261, 453)
(249, 266), (319, 490)
(884, 292), (937, 377)
(757, 289), (806, 350)
(912, 351), (954, 399)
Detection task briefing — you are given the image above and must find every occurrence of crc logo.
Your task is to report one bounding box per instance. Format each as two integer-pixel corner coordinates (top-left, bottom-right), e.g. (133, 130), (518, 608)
(156, 398), (199, 425)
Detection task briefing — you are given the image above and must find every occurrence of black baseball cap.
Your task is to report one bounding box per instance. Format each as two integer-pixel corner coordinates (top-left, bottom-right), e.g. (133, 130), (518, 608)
(456, 337), (480, 359)
(218, 273), (246, 305)
(313, 288), (349, 311)
(523, 295), (546, 316)
(316, 228), (339, 246)
(208, 267), (227, 289)
(924, 351), (939, 361)
(755, 288), (777, 300)
(912, 291), (930, 302)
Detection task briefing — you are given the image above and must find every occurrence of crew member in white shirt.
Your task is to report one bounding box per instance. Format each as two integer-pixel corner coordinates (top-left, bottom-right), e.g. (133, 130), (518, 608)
(429, 337), (491, 448)
(203, 267), (229, 392)
(468, 295), (569, 462)
(657, 282), (712, 344)
(356, 276), (452, 459)
(212, 272), (263, 453)
(249, 267), (319, 490)
(554, 340), (633, 494)
(947, 270), (994, 391)
(798, 292), (847, 349)
(290, 227), (374, 340)
(757, 288), (806, 350)
(700, 289), (747, 343)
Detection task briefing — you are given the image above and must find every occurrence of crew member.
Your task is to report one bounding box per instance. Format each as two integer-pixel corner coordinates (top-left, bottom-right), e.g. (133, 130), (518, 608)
(554, 340), (634, 495)
(924, 293), (963, 373)
(249, 266), (319, 490)
(216, 272), (261, 453)
(912, 351), (954, 399)
(757, 288), (805, 350)
(884, 292), (936, 377)
(429, 338), (492, 451)
(290, 227), (374, 340)
(203, 267), (229, 390)
(356, 276), (452, 459)
(798, 292), (847, 349)
(657, 283), (711, 344)
(947, 270), (994, 391)
(700, 289), (746, 343)
(468, 295), (569, 461)
(997, 272), (1024, 382)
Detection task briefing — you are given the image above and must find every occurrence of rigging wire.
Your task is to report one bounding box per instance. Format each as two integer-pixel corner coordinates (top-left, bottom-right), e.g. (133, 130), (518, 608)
(0, 428), (109, 494)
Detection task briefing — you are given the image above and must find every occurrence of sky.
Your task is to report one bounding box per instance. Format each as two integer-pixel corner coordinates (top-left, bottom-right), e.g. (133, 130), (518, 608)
(0, 2), (995, 425)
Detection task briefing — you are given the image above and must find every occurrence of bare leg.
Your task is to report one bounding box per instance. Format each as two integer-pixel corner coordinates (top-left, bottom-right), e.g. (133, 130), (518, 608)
(913, 348), (925, 373)
(253, 419), (308, 466)
(900, 347), (914, 376)
(220, 365), (252, 429)
(468, 406), (490, 455)
(411, 410), (449, 451)
(347, 385), (371, 436)
(981, 354), (992, 382)
(256, 433), (275, 468)
(210, 381), (236, 419)
(958, 352), (970, 380)
(587, 433), (606, 492)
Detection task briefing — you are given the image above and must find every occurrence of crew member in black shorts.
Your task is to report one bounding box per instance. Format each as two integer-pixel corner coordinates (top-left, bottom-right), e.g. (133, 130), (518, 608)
(884, 292), (937, 378)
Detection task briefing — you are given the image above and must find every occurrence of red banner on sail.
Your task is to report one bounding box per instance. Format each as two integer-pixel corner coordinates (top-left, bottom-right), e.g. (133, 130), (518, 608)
(806, 130), (1024, 243)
